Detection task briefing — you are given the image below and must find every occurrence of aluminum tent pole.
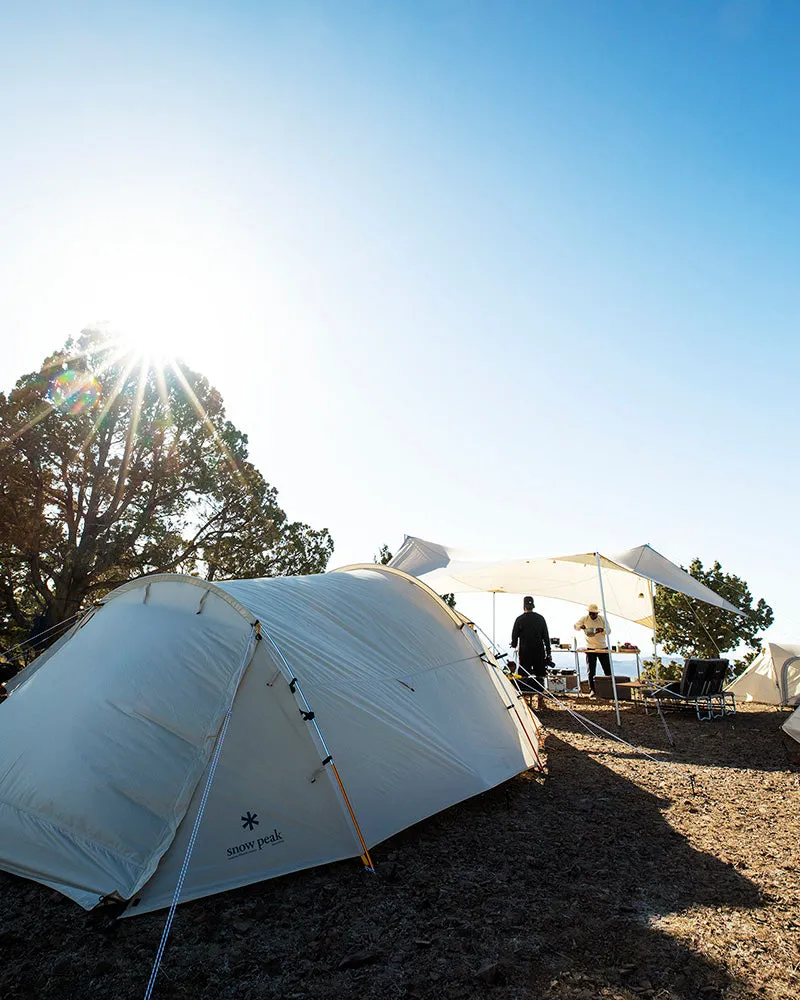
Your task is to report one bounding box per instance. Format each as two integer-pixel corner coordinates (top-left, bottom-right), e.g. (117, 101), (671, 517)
(595, 551), (621, 727)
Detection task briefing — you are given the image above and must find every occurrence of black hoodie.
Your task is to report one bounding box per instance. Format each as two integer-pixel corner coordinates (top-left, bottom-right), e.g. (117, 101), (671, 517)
(510, 610), (551, 670)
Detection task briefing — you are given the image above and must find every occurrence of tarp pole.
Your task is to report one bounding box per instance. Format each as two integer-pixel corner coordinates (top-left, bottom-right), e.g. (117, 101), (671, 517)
(648, 579), (659, 683)
(492, 592), (496, 649)
(595, 551), (621, 727)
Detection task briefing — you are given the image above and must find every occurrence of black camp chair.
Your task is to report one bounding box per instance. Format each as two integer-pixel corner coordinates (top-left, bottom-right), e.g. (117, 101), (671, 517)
(642, 658), (735, 719)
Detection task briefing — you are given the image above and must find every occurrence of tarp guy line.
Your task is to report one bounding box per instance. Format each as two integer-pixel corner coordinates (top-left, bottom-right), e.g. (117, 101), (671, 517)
(478, 652), (544, 770)
(452, 615), (544, 768)
(0, 607), (85, 661)
(681, 593), (722, 657)
(535, 688), (696, 793)
(470, 618), (546, 767)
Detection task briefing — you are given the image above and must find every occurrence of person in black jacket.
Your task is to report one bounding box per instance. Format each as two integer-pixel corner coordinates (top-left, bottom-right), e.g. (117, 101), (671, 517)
(510, 595), (553, 710)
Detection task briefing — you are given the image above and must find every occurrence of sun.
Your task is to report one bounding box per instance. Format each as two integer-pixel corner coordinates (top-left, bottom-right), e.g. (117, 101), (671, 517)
(86, 246), (228, 369)
(108, 304), (196, 367)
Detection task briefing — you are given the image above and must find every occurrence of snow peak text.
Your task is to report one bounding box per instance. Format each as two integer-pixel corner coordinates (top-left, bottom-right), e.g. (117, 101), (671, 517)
(226, 828), (284, 858)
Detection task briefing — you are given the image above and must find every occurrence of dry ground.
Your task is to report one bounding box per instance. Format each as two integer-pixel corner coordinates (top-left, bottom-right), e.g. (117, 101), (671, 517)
(1, 701), (798, 1000)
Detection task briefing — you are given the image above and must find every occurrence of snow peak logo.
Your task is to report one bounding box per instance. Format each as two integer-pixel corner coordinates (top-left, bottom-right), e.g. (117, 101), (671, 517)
(226, 814), (284, 859)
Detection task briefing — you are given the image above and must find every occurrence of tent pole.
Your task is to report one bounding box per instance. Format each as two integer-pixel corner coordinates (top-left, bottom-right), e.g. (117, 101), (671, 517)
(595, 551), (621, 727)
(492, 592), (496, 649)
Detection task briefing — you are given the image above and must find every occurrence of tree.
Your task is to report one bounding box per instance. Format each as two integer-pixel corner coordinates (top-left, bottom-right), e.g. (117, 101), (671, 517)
(374, 544), (393, 565)
(654, 558), (773, 674)
(0, 328), (333, 651)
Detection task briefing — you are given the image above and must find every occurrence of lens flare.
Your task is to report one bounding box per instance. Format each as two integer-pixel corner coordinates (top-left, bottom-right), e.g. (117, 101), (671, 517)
(47, 370), (102, 414)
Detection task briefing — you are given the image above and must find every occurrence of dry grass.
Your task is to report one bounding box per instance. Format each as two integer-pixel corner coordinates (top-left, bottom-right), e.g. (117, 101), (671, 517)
(1, 701), (798, 999)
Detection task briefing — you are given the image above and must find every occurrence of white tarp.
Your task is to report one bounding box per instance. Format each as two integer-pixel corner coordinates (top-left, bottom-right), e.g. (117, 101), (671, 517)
(0, 567), (540, 915)
(727, 643), (800, 706)
(389, 536), (743, 628)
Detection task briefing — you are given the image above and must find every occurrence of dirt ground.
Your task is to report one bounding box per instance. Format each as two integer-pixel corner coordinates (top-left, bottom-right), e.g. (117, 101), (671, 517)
(1, 700), (798, 1000)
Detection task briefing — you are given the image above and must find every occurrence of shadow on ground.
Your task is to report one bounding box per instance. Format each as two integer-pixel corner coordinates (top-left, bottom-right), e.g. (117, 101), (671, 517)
(0, 713), (773, 1000)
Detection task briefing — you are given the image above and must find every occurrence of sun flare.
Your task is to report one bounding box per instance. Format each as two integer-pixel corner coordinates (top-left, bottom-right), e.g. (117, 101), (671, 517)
(108, 305), (196, 366)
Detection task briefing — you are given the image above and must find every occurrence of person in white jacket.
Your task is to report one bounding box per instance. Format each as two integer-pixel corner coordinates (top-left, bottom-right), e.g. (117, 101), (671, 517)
(574, 603), (611, 696)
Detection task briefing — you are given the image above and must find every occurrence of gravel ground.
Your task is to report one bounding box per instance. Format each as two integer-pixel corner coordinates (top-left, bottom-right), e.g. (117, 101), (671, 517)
(1, 700), (798, 1000)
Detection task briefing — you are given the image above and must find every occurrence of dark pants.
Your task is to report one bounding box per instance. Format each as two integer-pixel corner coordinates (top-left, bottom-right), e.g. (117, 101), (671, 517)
(519, 662), (546, 695)
(586, 652), (611, 692)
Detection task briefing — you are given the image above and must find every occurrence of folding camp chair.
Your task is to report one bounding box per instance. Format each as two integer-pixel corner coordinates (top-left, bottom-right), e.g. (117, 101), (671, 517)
(642, 659), (736, 719)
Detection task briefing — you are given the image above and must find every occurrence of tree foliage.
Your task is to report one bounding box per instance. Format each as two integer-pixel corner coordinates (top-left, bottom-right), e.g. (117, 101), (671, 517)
(641, 657), (683, 684)
(375, 544), (393, 565)
(654, 558), (773, 672)
(0, 328), (333, 650)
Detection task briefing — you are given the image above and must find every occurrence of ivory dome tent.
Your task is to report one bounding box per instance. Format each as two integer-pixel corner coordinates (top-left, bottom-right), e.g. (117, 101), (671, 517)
(0, 567), (540, 916)
(726, 643), (800, 706)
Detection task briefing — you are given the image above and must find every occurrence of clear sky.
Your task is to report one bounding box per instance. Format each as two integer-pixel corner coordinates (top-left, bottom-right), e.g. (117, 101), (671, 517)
(1, 1), (797, 649)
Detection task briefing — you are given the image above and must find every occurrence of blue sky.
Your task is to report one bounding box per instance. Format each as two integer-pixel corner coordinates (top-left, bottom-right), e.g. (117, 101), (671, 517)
(1, 1), (797, 647)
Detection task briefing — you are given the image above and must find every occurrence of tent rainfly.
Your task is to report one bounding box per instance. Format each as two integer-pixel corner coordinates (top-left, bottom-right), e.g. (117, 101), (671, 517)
(727, 643), (800, 707)
(388, 536), (743, 627)
(0, 567), (541, 915)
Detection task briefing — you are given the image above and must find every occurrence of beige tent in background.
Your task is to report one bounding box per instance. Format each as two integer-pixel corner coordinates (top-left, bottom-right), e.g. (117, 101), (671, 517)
(727, 643), (800, 706)
(783, 706), (800, 745)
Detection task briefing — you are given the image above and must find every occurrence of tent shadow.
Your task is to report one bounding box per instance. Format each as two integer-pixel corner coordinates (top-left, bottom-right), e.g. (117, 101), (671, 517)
(479, 732), (764, 998)
(0, 725), (768, 1000)
(289, 728), (765, 1000)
